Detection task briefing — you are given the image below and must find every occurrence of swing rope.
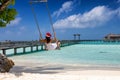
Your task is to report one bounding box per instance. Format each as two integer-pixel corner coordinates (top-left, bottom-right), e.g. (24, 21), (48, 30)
(45, 2), (56, 39)
(30, 2), (43, 40)
(29, 0), (56, 40)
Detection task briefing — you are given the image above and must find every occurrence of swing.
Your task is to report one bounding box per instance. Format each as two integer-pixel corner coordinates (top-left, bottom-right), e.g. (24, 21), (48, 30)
(29, 0), (60, 50)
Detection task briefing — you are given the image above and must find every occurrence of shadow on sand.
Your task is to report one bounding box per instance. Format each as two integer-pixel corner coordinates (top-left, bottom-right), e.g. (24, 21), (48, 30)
(9, 65), (65, 77)
(8, 63), (120, 77)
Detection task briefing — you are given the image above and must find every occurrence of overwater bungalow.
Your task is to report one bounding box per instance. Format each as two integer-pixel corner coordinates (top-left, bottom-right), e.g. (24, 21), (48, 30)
(104, 34), (120, 41)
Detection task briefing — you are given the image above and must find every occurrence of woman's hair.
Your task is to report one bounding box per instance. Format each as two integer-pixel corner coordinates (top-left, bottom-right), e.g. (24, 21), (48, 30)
(46, 36), (51, 43)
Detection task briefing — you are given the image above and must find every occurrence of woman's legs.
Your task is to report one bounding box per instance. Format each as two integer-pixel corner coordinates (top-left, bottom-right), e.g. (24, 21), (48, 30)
(56, 41), (61, 49)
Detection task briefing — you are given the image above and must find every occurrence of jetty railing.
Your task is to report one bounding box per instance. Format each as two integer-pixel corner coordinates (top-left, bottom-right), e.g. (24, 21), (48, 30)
(0, 40), (80, 56)
(1, 40), (120, 56)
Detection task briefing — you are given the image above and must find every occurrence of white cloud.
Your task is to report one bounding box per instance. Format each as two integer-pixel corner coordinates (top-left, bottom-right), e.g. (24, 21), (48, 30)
(5, 30), (12, 35)
(16, 26), (27, 35)
(53, 6), (119, 29)
(60, 29), (66, 33)
(4, 26), (27, 36)
(52, 1), (73, 17)
(7, 17), (21, 26)
(117, 0), (120, 3)
(116, 7), (120, 17)
(19, 26), (26, 31)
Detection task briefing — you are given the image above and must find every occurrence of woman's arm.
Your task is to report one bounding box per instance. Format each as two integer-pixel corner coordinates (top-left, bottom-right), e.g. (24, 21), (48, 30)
(39, 39), (46, 43)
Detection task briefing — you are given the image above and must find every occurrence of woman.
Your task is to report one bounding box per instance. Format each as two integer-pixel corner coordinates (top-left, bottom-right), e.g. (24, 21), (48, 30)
(40, 32), (60, 50)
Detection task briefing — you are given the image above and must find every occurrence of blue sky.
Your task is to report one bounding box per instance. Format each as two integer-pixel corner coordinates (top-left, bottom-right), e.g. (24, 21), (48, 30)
(0, 0), (120, 41)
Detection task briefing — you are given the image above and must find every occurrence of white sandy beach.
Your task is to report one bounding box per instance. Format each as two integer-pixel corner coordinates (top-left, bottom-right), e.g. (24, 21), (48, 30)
(1, 60), (120, 80)
(0, 70), (120, 80)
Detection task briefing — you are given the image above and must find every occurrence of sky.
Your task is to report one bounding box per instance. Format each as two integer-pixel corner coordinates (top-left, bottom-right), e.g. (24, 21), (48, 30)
(0, 0), (120, 41)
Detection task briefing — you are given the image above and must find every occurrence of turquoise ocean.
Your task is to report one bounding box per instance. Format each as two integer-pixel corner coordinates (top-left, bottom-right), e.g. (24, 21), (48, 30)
(1, 41), (120, 67)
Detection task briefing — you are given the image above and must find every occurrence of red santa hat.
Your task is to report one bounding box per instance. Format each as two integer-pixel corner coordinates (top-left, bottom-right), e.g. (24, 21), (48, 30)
(46, 32), (51, 37)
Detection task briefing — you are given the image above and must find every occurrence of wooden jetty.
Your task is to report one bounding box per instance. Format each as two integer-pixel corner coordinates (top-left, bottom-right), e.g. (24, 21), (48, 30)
(0, 40), (80, 56)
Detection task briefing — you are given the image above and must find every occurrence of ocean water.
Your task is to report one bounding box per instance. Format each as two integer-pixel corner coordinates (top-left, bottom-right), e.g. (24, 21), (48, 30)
(8, 44), (120, 67)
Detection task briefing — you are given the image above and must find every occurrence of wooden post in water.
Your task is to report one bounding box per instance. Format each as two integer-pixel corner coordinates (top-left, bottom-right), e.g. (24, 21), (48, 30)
(14, 48), (17, 55)
(60, 43), (62, 47)
(41, 45), (43, 50)
(78, 34), (80, 40)
(23, 47), (26, 53)
(2, 49), (6, 55)
(31, 46), (33, 52)
(36, 45), (38, 51)
(73, 34), (76, 40)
